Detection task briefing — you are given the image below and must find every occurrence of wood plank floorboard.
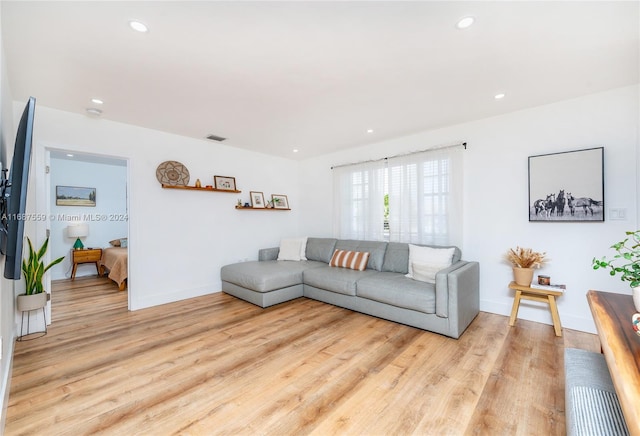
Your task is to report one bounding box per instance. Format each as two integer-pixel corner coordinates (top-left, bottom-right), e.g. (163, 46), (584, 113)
(5, 276), (599, 435)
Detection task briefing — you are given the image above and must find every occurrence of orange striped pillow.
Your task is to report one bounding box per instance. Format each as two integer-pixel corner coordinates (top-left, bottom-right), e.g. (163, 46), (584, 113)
(329, 250), (370, 271)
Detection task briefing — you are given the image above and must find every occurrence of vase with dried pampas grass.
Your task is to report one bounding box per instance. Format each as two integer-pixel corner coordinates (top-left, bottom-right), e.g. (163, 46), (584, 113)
(505, 247), (547, 286)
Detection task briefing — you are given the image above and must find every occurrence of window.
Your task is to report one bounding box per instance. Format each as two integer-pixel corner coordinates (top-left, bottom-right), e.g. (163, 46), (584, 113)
(333, 146), (463, 246)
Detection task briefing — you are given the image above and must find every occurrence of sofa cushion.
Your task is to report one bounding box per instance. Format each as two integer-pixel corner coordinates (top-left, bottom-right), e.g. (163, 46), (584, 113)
(381, 242), (410, 273)
(304, 266), (377, 296)
(382, 243), (463, 274)
(357, 272), (436, 314)
(277, 238), (308, 261)
(329, 250), (370, 271)
(335, 240), (388, 271)
(305, 238), (337, 263)
(221, 260), (324, 293)
(406, 245), (455, 283)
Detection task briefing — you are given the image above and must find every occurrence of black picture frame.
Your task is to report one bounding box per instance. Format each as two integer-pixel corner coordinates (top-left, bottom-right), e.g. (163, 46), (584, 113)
(528, 147), (604, 222)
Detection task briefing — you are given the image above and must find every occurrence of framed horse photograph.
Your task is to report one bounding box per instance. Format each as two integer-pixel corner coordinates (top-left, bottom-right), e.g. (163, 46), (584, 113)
(528, 147), (604, 222)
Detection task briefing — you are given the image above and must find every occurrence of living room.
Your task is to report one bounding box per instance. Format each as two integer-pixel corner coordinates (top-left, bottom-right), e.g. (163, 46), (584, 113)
(0, 1), (638, 432)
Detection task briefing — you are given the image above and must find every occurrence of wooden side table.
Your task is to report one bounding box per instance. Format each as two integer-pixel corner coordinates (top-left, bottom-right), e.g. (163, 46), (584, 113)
(508, 281), (563, 336)
(71, 248), (102, 280)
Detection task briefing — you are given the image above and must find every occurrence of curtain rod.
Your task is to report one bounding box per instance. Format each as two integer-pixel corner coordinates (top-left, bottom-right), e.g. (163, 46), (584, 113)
(330, 141), (467, 170)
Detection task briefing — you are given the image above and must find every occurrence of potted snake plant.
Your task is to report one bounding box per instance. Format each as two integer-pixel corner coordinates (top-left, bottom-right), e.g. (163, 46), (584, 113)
(593, 230), (640, 311)
(17, 237), (65, 312)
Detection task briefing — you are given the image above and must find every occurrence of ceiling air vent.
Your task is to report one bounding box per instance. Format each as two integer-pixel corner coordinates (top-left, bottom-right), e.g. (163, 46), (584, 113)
(206, 134), (227, 142)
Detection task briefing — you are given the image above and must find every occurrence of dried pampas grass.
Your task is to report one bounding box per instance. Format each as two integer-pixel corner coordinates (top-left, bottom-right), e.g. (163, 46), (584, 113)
(505, 247), (547, 269)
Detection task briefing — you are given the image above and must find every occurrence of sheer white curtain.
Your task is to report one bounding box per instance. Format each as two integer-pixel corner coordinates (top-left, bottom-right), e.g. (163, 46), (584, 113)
(387, 147), (463, 246)
(333, 159), (386, 240)
(333, 145), (463, 245)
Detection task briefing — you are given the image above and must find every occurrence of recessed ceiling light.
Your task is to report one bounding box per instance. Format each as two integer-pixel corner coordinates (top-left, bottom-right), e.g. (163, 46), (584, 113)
(91, 98), (104, 105)
(86, 108), (102, 116)
(66, 154), (74, 158)
(494, 93), (506, 100)
(456, 16), (475, 29)
(367, 129), (374, 133)
(129, 20), (149, 33)
(292, 149), (299, 153)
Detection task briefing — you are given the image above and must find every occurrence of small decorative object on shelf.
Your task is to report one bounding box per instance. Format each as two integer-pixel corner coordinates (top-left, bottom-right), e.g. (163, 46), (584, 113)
(214, 176), (237, 191)
(156, 160), (190, 186)
(504, 246), (547, 286)
(195, 179), (202, 188)
(250, 191), (266, 208)
(272, 194), (289, 209)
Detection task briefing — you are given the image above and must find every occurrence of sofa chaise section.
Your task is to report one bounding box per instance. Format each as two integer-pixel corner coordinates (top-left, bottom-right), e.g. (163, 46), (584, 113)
(221, 259), (326, 308)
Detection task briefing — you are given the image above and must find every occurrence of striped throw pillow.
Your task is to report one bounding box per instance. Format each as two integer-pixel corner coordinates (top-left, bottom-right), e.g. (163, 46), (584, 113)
(329, 250), (370, 271)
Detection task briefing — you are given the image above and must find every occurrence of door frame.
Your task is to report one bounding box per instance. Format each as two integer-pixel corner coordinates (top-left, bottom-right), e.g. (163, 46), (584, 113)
(33, 143), (131, 320)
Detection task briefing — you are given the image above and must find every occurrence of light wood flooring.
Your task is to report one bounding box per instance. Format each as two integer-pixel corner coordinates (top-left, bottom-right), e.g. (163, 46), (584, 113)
(5, 276), (600, 435)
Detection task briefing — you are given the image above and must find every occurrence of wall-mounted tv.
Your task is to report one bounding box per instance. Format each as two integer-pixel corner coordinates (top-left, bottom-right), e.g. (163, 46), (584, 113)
(0, 97), (36, 279)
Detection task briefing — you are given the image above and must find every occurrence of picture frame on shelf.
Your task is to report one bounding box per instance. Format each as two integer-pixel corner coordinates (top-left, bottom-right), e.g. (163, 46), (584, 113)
(528, 147), (604, 222)
(214, 175), (236, 191)
(56, 186), (96, 207)
(272, 194), (289, 209)
(250, 191), (266, 208)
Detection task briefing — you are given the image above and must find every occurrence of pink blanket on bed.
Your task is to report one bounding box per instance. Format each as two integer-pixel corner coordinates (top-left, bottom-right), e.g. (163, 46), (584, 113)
(100, 247), (128, 286)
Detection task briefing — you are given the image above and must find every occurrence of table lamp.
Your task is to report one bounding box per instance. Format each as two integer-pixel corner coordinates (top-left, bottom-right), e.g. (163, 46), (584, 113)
(67, 223), (89, 250)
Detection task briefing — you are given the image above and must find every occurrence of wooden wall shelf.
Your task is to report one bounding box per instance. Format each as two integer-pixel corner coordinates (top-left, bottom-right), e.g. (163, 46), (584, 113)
(162, 184), (241, 193)
(235, 206), (290, 211)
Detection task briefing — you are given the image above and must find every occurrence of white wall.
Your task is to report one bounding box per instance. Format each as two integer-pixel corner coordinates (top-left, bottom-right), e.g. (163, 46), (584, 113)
(28, 106), (301, 310)
(49, 157), (128, 280)
(298, 85), (639, 334)
(0, 6), (15, 429)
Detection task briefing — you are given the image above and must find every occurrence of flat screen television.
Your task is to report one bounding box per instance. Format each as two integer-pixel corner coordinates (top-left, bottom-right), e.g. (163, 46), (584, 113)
(0, 97), (36, 279)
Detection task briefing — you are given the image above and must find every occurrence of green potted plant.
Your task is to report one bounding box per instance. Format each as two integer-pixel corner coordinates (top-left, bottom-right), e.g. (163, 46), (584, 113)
(592, 230), (640, 310)
(505, 246), (547, 286)
(17, 237), (65, 312)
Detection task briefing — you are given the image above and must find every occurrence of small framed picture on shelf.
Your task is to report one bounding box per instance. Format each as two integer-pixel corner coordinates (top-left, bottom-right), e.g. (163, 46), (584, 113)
(214, 175), (236, 191)
(272, 194), (289, 209)
(250, 191), (266, 208)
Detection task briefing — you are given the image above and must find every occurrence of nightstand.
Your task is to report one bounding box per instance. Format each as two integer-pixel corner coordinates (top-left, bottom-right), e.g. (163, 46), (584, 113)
(71, 248), (102, 280)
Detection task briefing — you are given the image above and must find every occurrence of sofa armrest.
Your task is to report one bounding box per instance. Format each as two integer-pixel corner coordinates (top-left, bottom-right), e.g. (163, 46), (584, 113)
(259, 247), (279, 261)
(435, 260), (480, 317)
(442, 261), (480, 338)
(435, 261), (466, 317)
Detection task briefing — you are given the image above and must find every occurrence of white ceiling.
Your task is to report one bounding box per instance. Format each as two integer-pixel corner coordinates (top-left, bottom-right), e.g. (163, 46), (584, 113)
(2, 1), (638, 160)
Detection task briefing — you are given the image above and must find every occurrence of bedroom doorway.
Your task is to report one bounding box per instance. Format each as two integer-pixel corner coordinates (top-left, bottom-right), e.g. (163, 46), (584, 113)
(36, 147), (131, 319)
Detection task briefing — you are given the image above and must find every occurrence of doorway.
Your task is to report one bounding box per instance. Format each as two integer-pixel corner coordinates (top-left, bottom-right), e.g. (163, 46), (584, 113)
(34, 146), (130, 319)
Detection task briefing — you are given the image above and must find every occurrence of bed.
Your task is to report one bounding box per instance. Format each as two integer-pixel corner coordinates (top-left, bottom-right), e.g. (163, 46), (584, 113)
(99, 246), (128, 291)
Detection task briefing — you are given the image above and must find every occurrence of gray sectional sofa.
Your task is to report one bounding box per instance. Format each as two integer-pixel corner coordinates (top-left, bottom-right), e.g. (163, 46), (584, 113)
(220, 238), (480, 339)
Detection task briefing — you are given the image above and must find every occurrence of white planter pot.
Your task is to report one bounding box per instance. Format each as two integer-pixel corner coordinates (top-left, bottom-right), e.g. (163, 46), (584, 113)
(16, 292), (47, 312)
(633, 286), (640, 312)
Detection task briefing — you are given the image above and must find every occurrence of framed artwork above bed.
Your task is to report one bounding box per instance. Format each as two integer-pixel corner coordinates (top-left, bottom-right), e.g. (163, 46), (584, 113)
(56, 186), (96, 207)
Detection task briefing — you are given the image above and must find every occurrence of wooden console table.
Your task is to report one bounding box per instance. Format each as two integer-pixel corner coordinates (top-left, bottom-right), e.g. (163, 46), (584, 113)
(587, 290), (640, 433)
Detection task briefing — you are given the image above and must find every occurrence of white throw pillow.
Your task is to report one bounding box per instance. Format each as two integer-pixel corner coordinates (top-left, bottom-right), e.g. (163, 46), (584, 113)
(277, 237), (308, 261)
(405, 244), (455, 283)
